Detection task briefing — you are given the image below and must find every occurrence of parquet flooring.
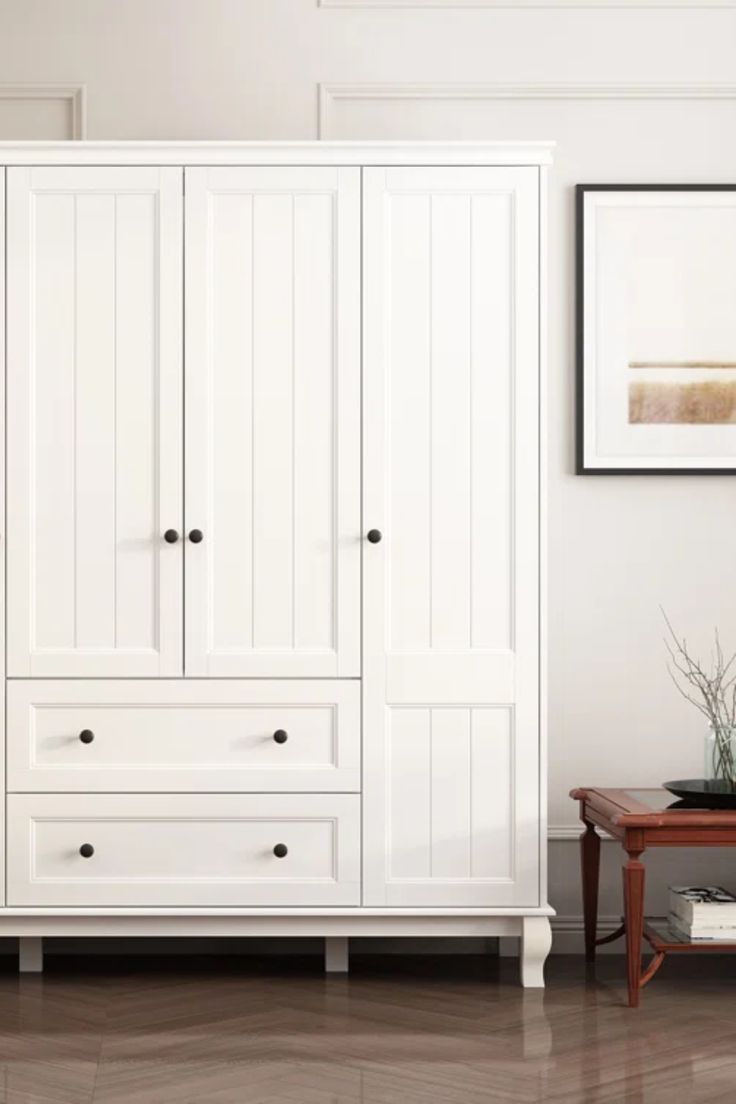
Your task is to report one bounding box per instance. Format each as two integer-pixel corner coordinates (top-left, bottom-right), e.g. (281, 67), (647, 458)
(0, 952), (735, 1103)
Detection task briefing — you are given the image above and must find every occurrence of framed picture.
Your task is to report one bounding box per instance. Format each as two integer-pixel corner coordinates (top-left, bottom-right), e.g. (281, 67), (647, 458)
(576, 184), (736, 474)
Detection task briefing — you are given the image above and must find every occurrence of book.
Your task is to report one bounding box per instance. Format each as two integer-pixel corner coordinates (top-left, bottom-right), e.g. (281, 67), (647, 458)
(667, 914), (736, 942)
(669, 886), (736, 927)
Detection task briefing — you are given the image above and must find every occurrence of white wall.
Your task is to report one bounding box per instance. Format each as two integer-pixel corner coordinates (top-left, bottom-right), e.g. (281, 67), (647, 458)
(2, 0), (736, 945)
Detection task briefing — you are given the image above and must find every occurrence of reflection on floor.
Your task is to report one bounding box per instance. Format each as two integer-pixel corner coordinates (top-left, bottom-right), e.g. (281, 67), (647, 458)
(0, 953), (734, 1103)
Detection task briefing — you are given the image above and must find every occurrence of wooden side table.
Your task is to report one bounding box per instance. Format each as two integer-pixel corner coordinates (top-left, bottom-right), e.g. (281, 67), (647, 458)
(571, 787), (736, 1007)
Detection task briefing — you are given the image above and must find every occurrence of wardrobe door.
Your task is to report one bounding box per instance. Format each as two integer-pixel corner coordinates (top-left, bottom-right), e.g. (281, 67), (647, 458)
(185, 168), (360, 676)
(7, 168), (183, 677)
(363, 167), (540, 906)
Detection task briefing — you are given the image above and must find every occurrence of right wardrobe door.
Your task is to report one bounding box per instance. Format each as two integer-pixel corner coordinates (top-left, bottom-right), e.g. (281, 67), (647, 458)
(362, 167), (541, 907)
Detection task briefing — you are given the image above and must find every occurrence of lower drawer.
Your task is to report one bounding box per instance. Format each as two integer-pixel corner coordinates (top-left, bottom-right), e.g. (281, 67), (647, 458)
(7, 680), (360, 792)
(7, 794), (360, 907)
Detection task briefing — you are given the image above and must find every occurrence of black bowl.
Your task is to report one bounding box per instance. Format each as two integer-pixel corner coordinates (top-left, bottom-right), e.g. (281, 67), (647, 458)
(663, 778), (736, 809)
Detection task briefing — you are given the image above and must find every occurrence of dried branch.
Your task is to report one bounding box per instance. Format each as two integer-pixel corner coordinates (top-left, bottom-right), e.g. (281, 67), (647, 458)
(662, 608), (736, 734)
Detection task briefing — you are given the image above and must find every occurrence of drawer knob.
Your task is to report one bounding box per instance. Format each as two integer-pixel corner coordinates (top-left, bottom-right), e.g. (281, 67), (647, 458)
(189, 529), (204, 544)
(79, 729), (95, 744)
(367, 529), (382, 544)
(163, 529), (179, 544)
(79, 843), (95, 859)
(273, 843), (288, 859)
(273, 729), (288, 744)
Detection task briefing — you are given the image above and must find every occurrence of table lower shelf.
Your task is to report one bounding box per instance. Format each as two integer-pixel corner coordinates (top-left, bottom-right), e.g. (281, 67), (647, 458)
(644, 921), (736, 953)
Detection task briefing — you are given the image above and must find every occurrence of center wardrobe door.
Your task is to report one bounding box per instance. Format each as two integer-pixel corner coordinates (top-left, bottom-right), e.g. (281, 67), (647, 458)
(184, 168), (360, 676)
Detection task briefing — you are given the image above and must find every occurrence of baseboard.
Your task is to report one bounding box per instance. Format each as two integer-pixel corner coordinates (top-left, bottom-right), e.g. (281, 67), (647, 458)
(549, 915), (626, 954)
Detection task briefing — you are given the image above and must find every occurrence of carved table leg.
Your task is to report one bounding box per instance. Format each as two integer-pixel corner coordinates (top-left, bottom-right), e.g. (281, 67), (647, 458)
(581, 819), (601, 963)
(623, 844), (645, 1008)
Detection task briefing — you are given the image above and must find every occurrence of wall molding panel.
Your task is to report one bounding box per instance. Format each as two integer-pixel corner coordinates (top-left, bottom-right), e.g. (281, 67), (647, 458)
(319, 81), (736, 135)
(319, 1), (736, 7)
(0, 84), (86, 139)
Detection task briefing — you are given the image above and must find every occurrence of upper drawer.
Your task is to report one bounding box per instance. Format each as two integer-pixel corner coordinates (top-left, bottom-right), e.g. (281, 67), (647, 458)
(7, 680), (360, 793)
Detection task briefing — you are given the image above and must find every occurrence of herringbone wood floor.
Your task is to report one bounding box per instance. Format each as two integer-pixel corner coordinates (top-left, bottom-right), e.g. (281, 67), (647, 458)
(0, 953), (735, 1104)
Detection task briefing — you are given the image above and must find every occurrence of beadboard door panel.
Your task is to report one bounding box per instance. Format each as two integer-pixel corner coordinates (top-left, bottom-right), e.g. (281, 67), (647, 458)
(362, 167), (540, 906)
(185, 167), (360, 677)
(7, 679), (360, 793)
(6, 167), (183, 677)
(7, 793), (360, 906)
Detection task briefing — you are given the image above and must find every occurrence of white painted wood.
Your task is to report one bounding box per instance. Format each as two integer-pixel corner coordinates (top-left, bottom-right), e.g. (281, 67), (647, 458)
(363, 166), (540, 907)
(0, 142), (555, 166)
(324, 936), (349, 972)
(0, 914), (540, 939)
(0, 169), (5, 908)
(0, 145), (550, 982)
(0, 906), (553, 918)
(0, 909), (551, 918)
(520, 916), (552, 987)
(18, 936), (43, 972)
(7, 794), (360, 907)
(538, 165), (550, 912)
(6, 166), (183, 677)
(7, 680), (360, 793)
(185, 167), (360, 676)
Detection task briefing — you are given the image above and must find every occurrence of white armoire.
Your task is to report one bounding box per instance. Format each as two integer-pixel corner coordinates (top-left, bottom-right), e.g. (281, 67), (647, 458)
(0, 142), (553, 984)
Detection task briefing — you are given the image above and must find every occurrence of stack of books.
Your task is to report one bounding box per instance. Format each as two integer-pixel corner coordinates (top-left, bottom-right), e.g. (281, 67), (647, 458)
(668, 886), (736, 942)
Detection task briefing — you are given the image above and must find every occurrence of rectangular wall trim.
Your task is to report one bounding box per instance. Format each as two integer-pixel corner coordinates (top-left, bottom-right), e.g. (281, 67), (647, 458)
(319, 81), (736, 137)
(319, 1), (735, 7)
(0, 84), (86, 139)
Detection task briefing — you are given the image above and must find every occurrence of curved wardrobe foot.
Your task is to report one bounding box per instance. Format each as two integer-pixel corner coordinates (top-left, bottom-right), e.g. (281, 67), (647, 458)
(520, 917), (552, 988)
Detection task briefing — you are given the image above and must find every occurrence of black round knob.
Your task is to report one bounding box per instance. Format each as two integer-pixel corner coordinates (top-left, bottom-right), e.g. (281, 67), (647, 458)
(79, 729), (95, 745)
(79, 843), (94, 859)
(273, 843), (288, 859)
(164, 529), (179, 544)
(189, 529), (204, 544)
(273, 729), (288, 745)
(367, 529), (382, 544)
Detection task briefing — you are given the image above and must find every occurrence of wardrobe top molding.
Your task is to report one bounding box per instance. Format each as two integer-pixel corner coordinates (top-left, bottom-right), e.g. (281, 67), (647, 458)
(0, 140), (554, 166)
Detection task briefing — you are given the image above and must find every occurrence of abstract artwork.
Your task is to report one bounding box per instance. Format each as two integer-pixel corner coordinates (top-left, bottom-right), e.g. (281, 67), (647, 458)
(576, 185), (736, 472)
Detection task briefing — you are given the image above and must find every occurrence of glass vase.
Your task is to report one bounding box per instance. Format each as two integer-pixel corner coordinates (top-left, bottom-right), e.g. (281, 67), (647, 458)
(704, 725), (736, 788)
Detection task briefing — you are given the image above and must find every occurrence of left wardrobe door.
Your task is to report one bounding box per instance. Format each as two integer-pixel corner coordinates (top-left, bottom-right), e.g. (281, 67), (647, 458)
(7, 168), (184, 677)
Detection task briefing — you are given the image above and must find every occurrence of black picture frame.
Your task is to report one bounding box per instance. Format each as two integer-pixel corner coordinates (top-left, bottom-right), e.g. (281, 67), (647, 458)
(576, 183), (736, 475)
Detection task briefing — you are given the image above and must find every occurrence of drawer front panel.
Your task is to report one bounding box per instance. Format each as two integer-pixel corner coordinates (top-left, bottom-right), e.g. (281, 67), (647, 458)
(7, 680), (360, 792)
(7, 794), (360, 906)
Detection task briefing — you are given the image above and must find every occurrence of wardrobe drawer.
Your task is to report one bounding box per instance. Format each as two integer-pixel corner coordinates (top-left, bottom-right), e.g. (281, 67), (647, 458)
(7, 680), (360, 793)
(7, 793), (360, 907)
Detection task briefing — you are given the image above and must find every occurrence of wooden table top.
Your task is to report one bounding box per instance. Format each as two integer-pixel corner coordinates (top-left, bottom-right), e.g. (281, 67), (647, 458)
(571, 786), (736, 829)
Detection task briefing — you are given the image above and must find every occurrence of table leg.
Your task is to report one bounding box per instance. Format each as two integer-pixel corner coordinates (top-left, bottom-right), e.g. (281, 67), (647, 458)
(623, 846), (645, 1008)
(581, 820), (600, 963)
